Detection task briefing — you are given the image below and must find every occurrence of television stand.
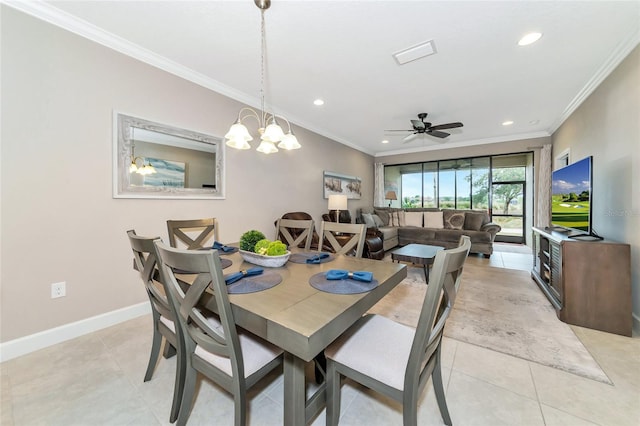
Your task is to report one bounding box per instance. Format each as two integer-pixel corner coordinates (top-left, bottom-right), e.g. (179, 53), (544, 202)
(545, 226), (571, 233)
(568, 233), (604, 241)
(531, 227), (631, 336)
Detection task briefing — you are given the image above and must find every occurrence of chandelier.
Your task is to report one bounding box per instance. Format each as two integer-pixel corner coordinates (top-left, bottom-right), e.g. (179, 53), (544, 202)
(224, 0), (301, 154)
(129, 127), (156, 175)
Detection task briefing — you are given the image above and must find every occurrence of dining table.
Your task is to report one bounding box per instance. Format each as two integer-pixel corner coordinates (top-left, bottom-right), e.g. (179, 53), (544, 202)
(189, 248), (407, 426)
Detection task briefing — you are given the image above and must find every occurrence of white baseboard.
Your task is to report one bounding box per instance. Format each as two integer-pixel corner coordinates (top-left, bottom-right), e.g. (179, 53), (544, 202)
(0, 302), (151, 362)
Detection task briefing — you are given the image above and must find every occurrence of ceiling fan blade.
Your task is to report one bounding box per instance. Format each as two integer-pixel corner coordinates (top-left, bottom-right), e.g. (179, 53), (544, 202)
(427, 130), (450, 138)
(410, 119), (426, 130)
(403, 133), (419, 143)
(384, 129), (413, 132)
(429, 122), (463, 131)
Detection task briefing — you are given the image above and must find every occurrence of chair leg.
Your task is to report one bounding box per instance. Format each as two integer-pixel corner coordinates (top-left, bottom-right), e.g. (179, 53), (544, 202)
(432, 348), (452, 426)
(176, 365), (198, 426)
(314, 352), (327, 385)
(144, 326), (163, 382)
(169, 345), (185, 423)
(234, 389), (246, 426)
(402, 393), (419, 426)
(325, 360), (340, 426)
(163, 342), (177, 358)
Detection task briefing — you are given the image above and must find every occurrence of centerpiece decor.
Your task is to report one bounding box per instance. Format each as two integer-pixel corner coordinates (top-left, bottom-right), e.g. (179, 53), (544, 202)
(239, 230), (290, 267)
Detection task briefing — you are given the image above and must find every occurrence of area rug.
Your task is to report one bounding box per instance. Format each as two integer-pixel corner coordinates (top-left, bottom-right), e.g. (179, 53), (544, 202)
(369, 263), (612, 384)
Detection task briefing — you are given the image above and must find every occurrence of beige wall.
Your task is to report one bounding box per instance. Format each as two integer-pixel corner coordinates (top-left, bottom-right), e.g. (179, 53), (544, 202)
(0, 8), (374, 342)
(552, 45), (640, 330)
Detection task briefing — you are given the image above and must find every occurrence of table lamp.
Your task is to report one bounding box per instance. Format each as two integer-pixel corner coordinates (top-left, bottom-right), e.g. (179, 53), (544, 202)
(328, 194), (348, 222)
(385, 190), (397, 207)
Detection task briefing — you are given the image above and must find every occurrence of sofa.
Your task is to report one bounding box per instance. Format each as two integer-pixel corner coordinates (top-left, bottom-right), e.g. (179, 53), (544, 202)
(357, 207), (502, 257)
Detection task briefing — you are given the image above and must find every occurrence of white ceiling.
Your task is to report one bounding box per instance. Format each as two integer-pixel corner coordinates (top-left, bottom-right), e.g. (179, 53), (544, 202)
(11, 1), (640, 156)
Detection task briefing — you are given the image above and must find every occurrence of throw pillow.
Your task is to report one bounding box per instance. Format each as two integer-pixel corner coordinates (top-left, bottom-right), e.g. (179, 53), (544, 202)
(374, 209), (390, 226)
(390, 211), (399, 227)
(372, 214), (385, 228)
(397, 210), (406, 226)
(405, 211), (423, 227)
(443, 210), (465, 230)
(362, 213), (376, 228)
(464, 211), (486, 231)
(424, 211), (444, 229)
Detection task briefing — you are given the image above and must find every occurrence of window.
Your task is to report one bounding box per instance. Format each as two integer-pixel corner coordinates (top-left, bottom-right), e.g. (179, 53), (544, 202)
(422, 162), (438, 207)
(384, 152), (534, 244)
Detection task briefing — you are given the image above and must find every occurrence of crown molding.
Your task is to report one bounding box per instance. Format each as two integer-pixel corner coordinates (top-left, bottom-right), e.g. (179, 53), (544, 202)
(549, 26), (640, 135)
(3, 0), (376, 157)
(374, 131), (550, 157)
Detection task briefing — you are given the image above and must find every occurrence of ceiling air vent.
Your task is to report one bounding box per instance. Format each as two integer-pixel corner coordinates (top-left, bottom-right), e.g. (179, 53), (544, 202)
(393, 40), (437, 65)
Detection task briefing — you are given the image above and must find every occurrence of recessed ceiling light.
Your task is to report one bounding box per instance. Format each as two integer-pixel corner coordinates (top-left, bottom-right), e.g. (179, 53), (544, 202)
(518, 32), (542, 46)
(381, 140), (389, 144)
(502, 120), (514, 126)
(313, 99), (324, 106)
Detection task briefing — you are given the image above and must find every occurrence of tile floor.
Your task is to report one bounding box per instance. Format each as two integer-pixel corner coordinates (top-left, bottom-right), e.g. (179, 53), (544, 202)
(2, 245), (639, 425)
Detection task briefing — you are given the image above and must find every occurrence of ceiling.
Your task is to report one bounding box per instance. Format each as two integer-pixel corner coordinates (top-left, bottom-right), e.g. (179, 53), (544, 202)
(12, 1), (640, 156)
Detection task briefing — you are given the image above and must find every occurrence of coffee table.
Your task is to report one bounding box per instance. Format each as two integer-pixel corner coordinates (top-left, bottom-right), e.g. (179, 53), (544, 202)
(391, 243), (444, 283)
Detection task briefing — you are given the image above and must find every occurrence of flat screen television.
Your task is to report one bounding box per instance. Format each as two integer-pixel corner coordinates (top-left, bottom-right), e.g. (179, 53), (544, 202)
(551, 156), (592, 235)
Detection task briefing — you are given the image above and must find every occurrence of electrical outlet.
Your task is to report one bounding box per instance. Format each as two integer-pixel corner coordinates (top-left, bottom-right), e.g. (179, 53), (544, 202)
(51, 282), (66, 299)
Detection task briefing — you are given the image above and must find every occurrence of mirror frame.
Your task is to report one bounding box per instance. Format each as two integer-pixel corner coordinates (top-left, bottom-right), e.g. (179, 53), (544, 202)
(113, 112), (225, 199)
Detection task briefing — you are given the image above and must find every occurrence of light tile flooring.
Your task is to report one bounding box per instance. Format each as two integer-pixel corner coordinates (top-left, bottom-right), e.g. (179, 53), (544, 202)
(2, 244), (639, 425)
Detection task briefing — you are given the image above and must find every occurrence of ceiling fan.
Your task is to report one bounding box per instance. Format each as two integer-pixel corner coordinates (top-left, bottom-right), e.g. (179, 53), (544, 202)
(386, 113), (463, 143)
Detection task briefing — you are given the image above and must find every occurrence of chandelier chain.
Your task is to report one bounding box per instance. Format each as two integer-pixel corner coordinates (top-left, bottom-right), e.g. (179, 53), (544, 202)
(260, 9), (266, 126)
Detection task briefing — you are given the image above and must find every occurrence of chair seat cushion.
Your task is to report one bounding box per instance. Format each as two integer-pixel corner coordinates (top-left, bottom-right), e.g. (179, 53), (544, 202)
(194, 316), (283, 378)
(159, 315), (176, 333)
(325, 314), (415, 391)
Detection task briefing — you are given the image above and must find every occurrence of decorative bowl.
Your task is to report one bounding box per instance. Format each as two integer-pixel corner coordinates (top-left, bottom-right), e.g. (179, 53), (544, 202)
(239, 250), (291, 268)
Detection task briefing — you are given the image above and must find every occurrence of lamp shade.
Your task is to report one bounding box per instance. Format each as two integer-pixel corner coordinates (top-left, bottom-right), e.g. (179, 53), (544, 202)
(261, 120), (286, 143)
(328, 194), (348, 210)
(385, 191), (397, 200)
(256, 140), (279, 154)
(277, 133), (301, 150)
(225, 122), (253, 150)
(225, 122), (253, 142)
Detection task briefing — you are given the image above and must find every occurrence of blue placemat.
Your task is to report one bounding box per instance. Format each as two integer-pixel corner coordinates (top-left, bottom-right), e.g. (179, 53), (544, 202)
(289, 252), (335, 264)
(308, 272), (378, 294)
(199, 246), (238, 255)
(226, 270), (282, 294)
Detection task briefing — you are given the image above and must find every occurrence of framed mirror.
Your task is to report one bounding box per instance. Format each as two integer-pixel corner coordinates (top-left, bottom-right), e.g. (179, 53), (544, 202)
(114, 112), (225, 199)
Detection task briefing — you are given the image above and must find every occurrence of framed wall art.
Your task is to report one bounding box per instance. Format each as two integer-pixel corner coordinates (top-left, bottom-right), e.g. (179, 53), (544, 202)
(323, 171), (362, 199)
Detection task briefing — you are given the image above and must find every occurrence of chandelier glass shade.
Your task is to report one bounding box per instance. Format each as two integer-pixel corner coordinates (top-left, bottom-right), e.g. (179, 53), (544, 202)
(129, 157), (156, 175)
(224, 0), (301, 154)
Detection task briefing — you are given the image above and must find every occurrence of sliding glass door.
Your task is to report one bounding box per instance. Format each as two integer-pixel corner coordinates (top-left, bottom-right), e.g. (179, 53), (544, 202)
(384, 152), (533, 244)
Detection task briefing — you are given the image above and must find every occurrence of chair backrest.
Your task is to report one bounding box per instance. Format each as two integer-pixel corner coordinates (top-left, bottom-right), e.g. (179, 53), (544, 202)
(275, 218), (315, 251)
(154, 241), (245, 378)
(318, 221), (366, 258)
(167, 218), (219, 250)
(405, 236), (471, 389)
(126, 230), (173, 320)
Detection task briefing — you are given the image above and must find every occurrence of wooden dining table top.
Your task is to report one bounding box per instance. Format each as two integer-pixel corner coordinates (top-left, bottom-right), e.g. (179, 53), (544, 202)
(192, 249), (407, 362)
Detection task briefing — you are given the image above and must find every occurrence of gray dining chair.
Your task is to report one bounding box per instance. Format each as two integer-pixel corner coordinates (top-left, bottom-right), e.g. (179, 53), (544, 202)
(126, 230), (183, 423)
(318, 221), (366, 258)
(154, 241), (284, 426)
(275, 217), (315, 250)
(324, 236), (472, 426)
(167, 218), (219, 250)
